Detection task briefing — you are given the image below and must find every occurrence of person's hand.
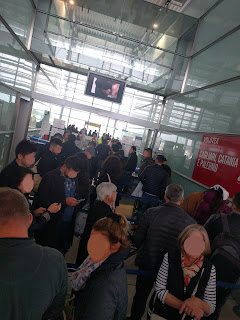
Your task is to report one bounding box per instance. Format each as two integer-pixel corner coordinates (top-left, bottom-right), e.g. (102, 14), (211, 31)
(48, 203), (61, 213)
(192, 308), (204, 320)
(66, 197), (79, 207)
(33, 207), (46, 216)
(180, 297), (204, 319)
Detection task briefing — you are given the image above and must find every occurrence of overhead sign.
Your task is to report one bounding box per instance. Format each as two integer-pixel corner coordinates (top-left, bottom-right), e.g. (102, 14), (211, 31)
(85, 122), (101, 128)
(192, 134), (240, 198)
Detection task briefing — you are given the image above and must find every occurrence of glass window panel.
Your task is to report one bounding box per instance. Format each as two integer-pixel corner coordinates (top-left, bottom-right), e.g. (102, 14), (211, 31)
(0, 84), (17, 131)
(0, 0), (34, 41)
(0, 133), (14, 171)
(89, 114), (108, 125)
(165, 78), (240, 134)
(194, 0), (240, 53)
(186, 29), (240, 91)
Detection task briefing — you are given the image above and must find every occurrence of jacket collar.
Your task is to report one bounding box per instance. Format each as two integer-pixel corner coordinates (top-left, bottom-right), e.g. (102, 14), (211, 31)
(92, 246), (130, 274)
(163, 202), (181, 209)
(0, 238), (35, 249)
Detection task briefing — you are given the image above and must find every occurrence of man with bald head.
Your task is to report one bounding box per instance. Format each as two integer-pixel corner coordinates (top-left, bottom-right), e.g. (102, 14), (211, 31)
(0, 188), (68, 320)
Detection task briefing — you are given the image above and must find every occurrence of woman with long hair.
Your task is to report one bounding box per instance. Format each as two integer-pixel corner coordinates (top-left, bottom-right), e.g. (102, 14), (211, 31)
(96, 155), (123, 207)
(72, 213), (130, 320)
(194, 185), (231, 225)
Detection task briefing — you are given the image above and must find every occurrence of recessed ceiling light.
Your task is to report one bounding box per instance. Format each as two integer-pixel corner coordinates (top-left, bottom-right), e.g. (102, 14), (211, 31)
(69, 0), (74, 4)
(153, 24), (158, 29)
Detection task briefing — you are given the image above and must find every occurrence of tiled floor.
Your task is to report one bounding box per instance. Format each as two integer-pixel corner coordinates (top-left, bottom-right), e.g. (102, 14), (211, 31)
(66, 199), (240, 319)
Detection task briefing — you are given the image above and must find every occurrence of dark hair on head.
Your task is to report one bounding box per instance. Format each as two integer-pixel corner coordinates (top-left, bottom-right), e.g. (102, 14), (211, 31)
(50, 138), (62, 147)
(93, 214), (129, 251)
(233, 192), (240, 211)
(75, 152), (90, 171)
(90, 141), (96, 148)
(131, 146), (136, 152)
(1, 166), (33, 190)
(102, 155), (122, 180)
(68, 134), (76, 143)
(75, 152), (90, 193)
(0, 188), (30, 225)
(116, 142), (122, 148)
(209, 188), (223, 215)
(52, 133), (63, 140)
(15, 140), (37, 158)
(64, 156), (81, 172)
(102, 139), (108, 145)
(156, 155), (165, 164)
(144, 148), (152, 156)
(112, 144), (120, 153)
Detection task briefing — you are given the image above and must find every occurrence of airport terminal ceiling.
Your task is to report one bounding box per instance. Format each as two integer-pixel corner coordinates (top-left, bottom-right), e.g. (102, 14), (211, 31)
(30, 0), (199, 97)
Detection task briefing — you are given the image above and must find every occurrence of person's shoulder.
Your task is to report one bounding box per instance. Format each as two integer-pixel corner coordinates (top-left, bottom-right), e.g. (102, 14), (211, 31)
(41, 245), (66, 266)
(1, 160), (17, 173)
(205, 213), (221, 226)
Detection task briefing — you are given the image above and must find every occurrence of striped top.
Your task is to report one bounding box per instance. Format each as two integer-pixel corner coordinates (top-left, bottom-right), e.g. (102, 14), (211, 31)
(155, 253), (216, 315)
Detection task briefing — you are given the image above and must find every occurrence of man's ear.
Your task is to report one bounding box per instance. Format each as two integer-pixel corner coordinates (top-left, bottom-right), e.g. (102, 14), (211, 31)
(28, 214), (33, 228)
(110, 242), (121, 254)
(179, 196), (184, 204)
(164, 194), (168, 202)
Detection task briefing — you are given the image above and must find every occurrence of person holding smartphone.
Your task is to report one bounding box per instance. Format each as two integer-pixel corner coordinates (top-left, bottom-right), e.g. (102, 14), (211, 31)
(33, 156), (82, 255)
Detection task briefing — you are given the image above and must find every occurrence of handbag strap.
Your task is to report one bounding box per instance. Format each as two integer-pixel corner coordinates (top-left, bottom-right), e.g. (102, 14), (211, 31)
(106, 173), (111, 183)
(181, 268), (205, 320)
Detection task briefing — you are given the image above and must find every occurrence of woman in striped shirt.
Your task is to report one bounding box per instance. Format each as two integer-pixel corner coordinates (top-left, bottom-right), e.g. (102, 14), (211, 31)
(148, 224), (216, 320)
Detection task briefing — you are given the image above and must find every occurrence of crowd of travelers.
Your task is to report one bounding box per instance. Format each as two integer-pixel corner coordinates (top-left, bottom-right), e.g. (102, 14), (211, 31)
(0, 129), (239, 320)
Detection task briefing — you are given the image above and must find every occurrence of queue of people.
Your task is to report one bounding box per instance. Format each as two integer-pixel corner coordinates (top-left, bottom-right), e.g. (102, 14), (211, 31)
(0, 134), (239, 320)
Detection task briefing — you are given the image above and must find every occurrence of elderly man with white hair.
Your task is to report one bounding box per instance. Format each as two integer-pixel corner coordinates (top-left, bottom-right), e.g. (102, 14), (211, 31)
(76, 182), (117, 264)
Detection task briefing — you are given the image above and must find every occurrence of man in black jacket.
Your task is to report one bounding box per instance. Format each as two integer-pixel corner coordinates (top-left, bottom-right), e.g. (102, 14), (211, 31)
(0, 139), (36, 185)
(137, 155), (167, 220)
(37, 138), (62, 177)
(35, 133), (63, 161)
(61, 134), (80, 163)
(76, 182), (117, 264)
(138, 148), (154, 176)
(33, 156), (82, 254)
(96, 139), (111, 170)
(122, 146), (138, 193)
(128, 184), (195, 320)
(0, 188), (68, 320)
(125, 146), (137, 173)
(205, 193), (240, 320)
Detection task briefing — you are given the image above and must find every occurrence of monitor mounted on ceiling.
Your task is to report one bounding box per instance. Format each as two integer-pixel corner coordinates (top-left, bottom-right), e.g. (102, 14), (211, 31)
(85, 72), (126, 104)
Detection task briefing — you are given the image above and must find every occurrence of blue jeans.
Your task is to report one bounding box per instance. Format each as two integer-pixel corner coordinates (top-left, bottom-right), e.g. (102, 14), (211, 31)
(137, 192), (159, 221)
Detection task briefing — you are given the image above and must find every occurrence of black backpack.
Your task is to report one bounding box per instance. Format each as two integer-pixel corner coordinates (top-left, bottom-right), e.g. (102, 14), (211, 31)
(211, 214), (240, 271)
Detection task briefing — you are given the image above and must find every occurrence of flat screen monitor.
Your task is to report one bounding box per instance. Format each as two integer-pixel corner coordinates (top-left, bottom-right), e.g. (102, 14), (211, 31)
(85, 72), (126, 104)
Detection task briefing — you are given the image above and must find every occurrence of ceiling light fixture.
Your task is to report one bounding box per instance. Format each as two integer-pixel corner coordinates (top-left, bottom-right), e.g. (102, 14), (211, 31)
(153, 24), (158, 29)
(69, 0), (74, 5)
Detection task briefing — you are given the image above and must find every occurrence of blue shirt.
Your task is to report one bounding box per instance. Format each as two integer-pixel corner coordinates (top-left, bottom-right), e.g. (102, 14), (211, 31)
(62, 174), (76, 222)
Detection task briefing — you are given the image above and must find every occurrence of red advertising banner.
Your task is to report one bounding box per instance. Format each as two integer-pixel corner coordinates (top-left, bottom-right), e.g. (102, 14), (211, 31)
(192, 134), (240, 198)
